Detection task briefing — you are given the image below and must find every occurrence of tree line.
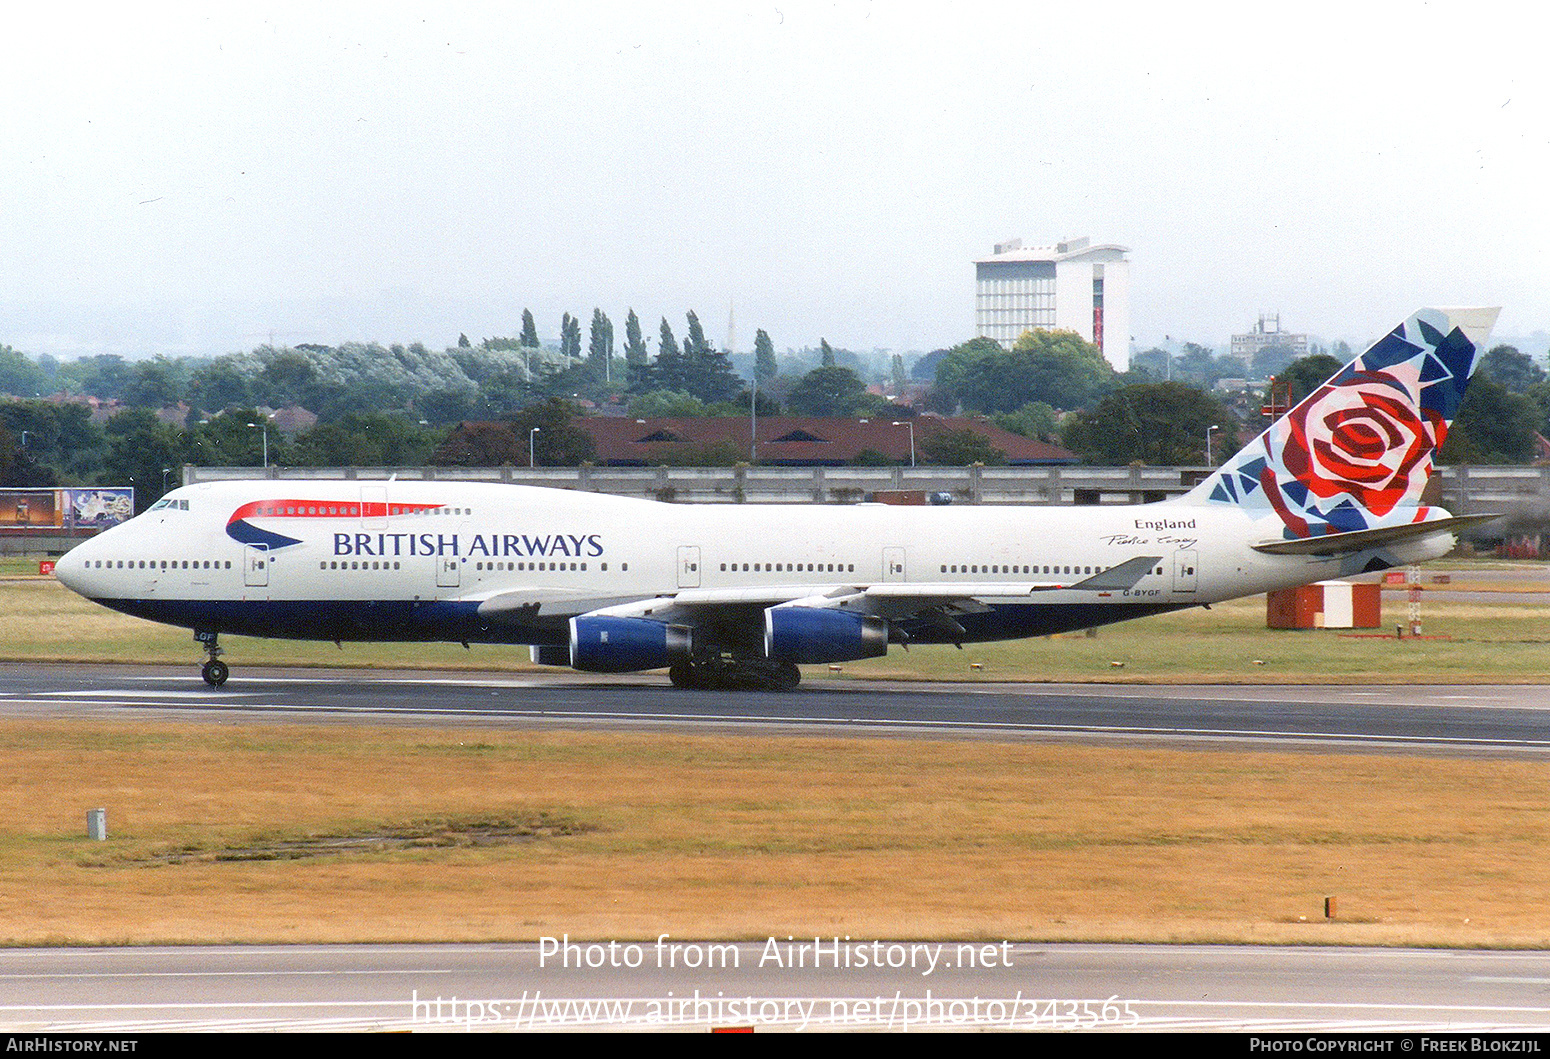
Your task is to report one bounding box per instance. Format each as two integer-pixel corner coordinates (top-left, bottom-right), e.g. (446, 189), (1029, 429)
(3, 316), (1547, 511)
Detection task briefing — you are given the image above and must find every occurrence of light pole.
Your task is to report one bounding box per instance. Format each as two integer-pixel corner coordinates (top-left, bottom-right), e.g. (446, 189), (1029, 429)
(246, 421), (269, 467)
(892, 421), (915, 467)
(162, 468), (173, 492)
(1206, 424), (1220, 467)
(529, 427), (541, 468)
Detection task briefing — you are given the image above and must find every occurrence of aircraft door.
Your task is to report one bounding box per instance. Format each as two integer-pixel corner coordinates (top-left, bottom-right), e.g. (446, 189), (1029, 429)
(244, 545), (270, 587)
(883, 546), (906, 583)
(361, 486), (388, 530)
(1172, 549), (1197, 593)
(678, 546), (701, 589)
(436, 554), (461, 588)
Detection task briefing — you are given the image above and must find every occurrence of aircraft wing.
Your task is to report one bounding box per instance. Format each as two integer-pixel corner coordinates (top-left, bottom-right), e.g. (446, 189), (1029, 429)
(570, 555), (1165, 627)
(863, 554), (1164, 598)
(1249, 514), (1500, 556)
(475, 588), (662, 623)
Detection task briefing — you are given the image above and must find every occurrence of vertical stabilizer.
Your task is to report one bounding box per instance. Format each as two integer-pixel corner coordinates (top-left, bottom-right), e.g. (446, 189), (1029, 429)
(1189, 306), (1500, 538)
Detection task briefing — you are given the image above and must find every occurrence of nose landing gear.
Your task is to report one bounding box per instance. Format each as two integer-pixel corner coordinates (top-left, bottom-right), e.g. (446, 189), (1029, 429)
(195, 630), (228, 688)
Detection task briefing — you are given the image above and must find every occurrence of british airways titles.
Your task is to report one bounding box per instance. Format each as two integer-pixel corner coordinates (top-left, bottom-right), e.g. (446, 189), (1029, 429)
(332, 532), (606, 558)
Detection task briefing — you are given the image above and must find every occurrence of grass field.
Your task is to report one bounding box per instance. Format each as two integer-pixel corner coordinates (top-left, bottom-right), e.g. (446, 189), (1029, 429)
(5, 561), (1550, 947)
(9, 719), (1550, 947)
(3, 571), (1548, 683)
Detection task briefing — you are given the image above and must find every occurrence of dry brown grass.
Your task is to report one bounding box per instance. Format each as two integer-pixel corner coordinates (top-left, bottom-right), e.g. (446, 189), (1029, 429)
(6, 718), (1550, 947)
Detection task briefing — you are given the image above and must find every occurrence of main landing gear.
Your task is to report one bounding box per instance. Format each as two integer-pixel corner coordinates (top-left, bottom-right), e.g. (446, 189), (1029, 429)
(668, 658), (801, 691)
(195, 630), (229, 688)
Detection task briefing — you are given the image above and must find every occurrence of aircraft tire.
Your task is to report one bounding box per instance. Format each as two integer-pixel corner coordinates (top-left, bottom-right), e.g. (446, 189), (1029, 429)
(668, 662), (697, 689)
(773, 662), (801, 691)
(202, 660), (229, 688)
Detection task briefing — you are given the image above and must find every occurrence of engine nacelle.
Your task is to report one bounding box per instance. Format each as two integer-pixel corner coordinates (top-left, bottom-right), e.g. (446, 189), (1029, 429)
(529, 645), (571, 667)
(763, 606), (889, 665)
(569, 616), (693, 673)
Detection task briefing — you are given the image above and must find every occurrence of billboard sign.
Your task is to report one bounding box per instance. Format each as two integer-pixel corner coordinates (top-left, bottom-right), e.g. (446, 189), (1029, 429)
(0, 489), (134, 532)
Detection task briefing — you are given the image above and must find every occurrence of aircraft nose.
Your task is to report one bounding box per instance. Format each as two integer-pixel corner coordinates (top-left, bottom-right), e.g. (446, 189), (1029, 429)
(52, 547), (88, 596)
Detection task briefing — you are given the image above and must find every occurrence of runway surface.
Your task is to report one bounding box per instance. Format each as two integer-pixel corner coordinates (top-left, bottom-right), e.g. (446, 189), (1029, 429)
(7, 664), (1550, 1032)
(6, 942), (1550, 1032)
(3, 662), (1550, 754)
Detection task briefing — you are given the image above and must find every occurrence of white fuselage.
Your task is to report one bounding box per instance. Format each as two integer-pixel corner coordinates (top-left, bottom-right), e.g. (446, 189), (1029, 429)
(52, 478), (1453, 659)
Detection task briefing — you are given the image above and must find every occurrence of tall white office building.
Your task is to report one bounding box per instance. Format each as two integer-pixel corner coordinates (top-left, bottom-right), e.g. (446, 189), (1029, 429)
(974, 237), (1131, 371)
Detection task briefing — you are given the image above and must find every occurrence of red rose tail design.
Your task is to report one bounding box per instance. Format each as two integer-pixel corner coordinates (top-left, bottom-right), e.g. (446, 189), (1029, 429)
(1190, 307), (1499, 539)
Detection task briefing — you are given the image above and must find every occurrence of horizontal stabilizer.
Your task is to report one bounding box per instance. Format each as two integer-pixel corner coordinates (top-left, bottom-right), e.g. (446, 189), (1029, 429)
(1054, 555), (1164, 592)
(1250, 514), (1501, 556)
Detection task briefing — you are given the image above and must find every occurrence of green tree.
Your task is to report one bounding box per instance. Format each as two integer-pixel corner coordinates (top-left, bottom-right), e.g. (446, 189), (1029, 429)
(1251, 344), (1299, 377)
(1479, 345), (1546, 394)
(627, 390), (708, 418)
(634, 318), (686, 394)
(431, 422), (523, 466)
(623, 309), (648, 365)
(183, 409), (274, 467)
(290, 413), (438, 467)
(73, 355), (133, 400)
(0, 400), (103, 480)
(1440, 376), (1538, 464)
(123, 357), (181, 409)
(1130, 347), (1170, 380)
(510, 398), (597, 466)
(256, 350), (318, 407)
(588, 308), (615, 375)
(684, 311), (714, 358)
(187, 358), (252, 414)
(675, 310), (742, 403)
(933, 331), (1116, 414)
(1062, 382), (1236, 465)
(918, 428), (1006, 466)
(754, 329), (778, 383)
(784, 365), (884, 417)
(1275, 353), (1344, 405)
(0, 420), (52, 486)
(520, 310), (540, 348)
(0, 345), (47, 397)
(820, 339), (836, 368)
(993, 401), (1059, 442)
(415, 386), (479, 426)
(101, 409), (184, 510)
(560, 314), (582, 362)
(912, 348), (950, 383)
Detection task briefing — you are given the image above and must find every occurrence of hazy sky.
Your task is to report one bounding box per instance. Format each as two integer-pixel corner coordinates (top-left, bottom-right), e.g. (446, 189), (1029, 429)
(2, 2), (1545, 360)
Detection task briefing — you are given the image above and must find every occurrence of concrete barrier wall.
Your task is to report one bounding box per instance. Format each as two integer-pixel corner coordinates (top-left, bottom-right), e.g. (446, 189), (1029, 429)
(180, 463), (1541, 517)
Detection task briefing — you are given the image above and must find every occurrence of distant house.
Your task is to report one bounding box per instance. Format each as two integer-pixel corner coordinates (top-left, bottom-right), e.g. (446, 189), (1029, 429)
(153, 402), (192, 428)
(268, 404), (319, 435)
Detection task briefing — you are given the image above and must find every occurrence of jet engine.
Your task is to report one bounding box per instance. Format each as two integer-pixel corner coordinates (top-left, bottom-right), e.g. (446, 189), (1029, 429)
(763, 606), (889, 665)
(569, 616), (694, 673)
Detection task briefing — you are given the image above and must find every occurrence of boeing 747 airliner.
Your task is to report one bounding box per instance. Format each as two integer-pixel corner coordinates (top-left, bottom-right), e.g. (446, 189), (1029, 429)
(53, 306), (1500, 689)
